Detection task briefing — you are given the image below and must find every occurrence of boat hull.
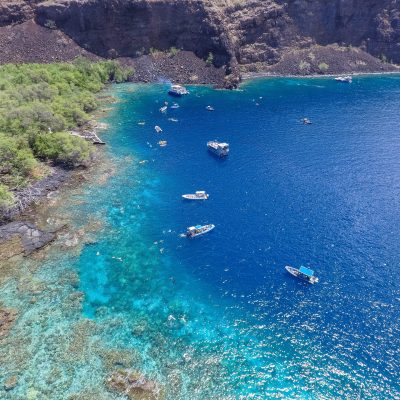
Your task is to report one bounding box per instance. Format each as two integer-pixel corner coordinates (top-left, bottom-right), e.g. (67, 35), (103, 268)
(285, 266), (318, 284)
(186, 224), (215, 238)
(207, 147), (229, 157)
(168, 91), (182, 97)
(182, 194), (208, 200)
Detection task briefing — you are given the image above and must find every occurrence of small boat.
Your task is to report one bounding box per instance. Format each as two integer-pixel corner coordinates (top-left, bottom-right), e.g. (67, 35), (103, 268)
(170, 103), (180, 109)
(207, 141), (229, 157)
(335, 75), (352, 83)
(168, 118), (178, 122)
(184, 224), (215, 238)
(182, 191), (209, 200)
(138, 121), (146, 125)
(168, 85), (189, 97)
(301, 117), (312, 125)
(159, 106), (168, 113)
(206, 106), (215, 111)
(285, 265), (319, 284)
(158, 140), (167, 147)
(155, 125), (162, 133)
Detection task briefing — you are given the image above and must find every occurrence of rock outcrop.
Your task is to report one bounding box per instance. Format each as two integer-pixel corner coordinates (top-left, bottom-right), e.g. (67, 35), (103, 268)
(0, 0), (399, 77)
(0, 221), (56, 260)
(0, 307), (18, 339)
(106, 369), (164, 400)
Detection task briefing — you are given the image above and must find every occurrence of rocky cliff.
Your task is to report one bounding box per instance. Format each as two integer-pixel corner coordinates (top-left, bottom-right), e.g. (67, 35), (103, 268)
(0, 0), (399, 78)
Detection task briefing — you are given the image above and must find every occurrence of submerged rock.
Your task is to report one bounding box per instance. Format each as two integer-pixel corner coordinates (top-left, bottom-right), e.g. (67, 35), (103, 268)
(0, 221), (55, 260)
(106, 369), (163, 400)
(4, 375), (18, 391)
(0, 307), (18, 339)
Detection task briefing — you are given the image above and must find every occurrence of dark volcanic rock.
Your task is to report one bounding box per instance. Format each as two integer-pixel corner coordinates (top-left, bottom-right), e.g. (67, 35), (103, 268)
(1, 166), (71, 223)
(0, 1), (33, 26)
(35, 0), (230, 66)
(0, 19), (98, 64)
(0, 221), (55, 260)
(0, 0), (399, 77)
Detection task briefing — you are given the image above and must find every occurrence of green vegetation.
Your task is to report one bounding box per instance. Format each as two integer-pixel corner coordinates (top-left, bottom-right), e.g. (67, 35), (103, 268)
(299, 60), (311, 73)
(0, 59), (132, 207)
(206, 52), (214, 66)
(318, 62), (329, 72)
(0, 184), (15, 211)
(168, 47), (180, 57)
(380, 53), (388, 63)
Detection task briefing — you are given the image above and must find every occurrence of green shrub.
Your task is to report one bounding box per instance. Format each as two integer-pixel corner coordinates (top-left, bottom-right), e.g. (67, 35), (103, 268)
(318, 62), (329, 72)
(0, 184), (14, 210)
(206, 52), (214, 66)
(0, 60), (131, 195)
(299, 60), (311, 73)
(0, 133), (38, 187)
(168, 47), (180, 57)
(33, 132), (92, 167)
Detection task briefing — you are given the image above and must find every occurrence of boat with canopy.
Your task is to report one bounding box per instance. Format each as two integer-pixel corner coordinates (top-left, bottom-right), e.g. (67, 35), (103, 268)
(285, 265), (319, 284)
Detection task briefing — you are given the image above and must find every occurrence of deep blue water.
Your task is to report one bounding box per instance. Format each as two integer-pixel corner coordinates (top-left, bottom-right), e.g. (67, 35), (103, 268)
(77, 77), (400, 398)
(2, 77), (399, 399)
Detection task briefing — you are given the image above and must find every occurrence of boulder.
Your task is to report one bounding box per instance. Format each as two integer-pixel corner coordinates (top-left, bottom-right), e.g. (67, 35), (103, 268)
(4, 375), (18, 391)
(106, 369), (163, 400)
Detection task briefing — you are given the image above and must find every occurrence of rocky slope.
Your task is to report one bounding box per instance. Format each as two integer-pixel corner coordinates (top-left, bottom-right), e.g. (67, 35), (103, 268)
(0, 0), (399, 79)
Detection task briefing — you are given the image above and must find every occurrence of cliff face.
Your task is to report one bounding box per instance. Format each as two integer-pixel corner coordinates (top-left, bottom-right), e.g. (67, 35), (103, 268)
(34, 0), (231, 66)
(283, 0), (400, 62)
(0, 0), (399, 74)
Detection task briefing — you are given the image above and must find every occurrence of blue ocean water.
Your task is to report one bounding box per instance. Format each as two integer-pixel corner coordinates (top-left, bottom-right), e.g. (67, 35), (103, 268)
(1, 76), (400, 399)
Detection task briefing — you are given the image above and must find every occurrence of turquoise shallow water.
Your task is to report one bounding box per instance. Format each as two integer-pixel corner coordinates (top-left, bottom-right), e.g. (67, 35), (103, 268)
(1, 77), (400, 399)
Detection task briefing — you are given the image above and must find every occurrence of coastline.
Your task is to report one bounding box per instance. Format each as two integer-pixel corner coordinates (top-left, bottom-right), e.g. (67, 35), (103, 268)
(241, 70), (400, 81)
(3, 67), (400, 227)
(0, 77), (399, 399)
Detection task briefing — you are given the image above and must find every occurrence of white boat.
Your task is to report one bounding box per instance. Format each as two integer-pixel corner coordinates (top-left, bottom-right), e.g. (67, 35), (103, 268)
(170, 103), (180, 109)
(206, 106), (215, 111)
(160, 106), (168, 113)
(182, 191), (209, 200)
(168, 85), (189, 97)
(301, 117), (312, 125)
(185, 224), (215, 238)
(155, 125), (162, 133)
(158, 140), (167, 147)
(285, 265), (319, 284)
(335, 75), (352, 83)
(207, 141), (229, 157)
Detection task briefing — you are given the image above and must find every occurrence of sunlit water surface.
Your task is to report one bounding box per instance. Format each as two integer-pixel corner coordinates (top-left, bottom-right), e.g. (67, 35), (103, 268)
(1, 77), (400, 399)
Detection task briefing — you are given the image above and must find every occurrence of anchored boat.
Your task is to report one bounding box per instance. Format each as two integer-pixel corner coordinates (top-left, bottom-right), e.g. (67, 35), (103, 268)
(168, 84), (189, 97)
(182, 191), (209, 200)
(155, 125), (162, 133)
(285, 265), (319, 284)
(207, 141), (229, 157)
(206, 106), (215, 111)
(184, 224), (215, 238)
(335, 76), (352, 83)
